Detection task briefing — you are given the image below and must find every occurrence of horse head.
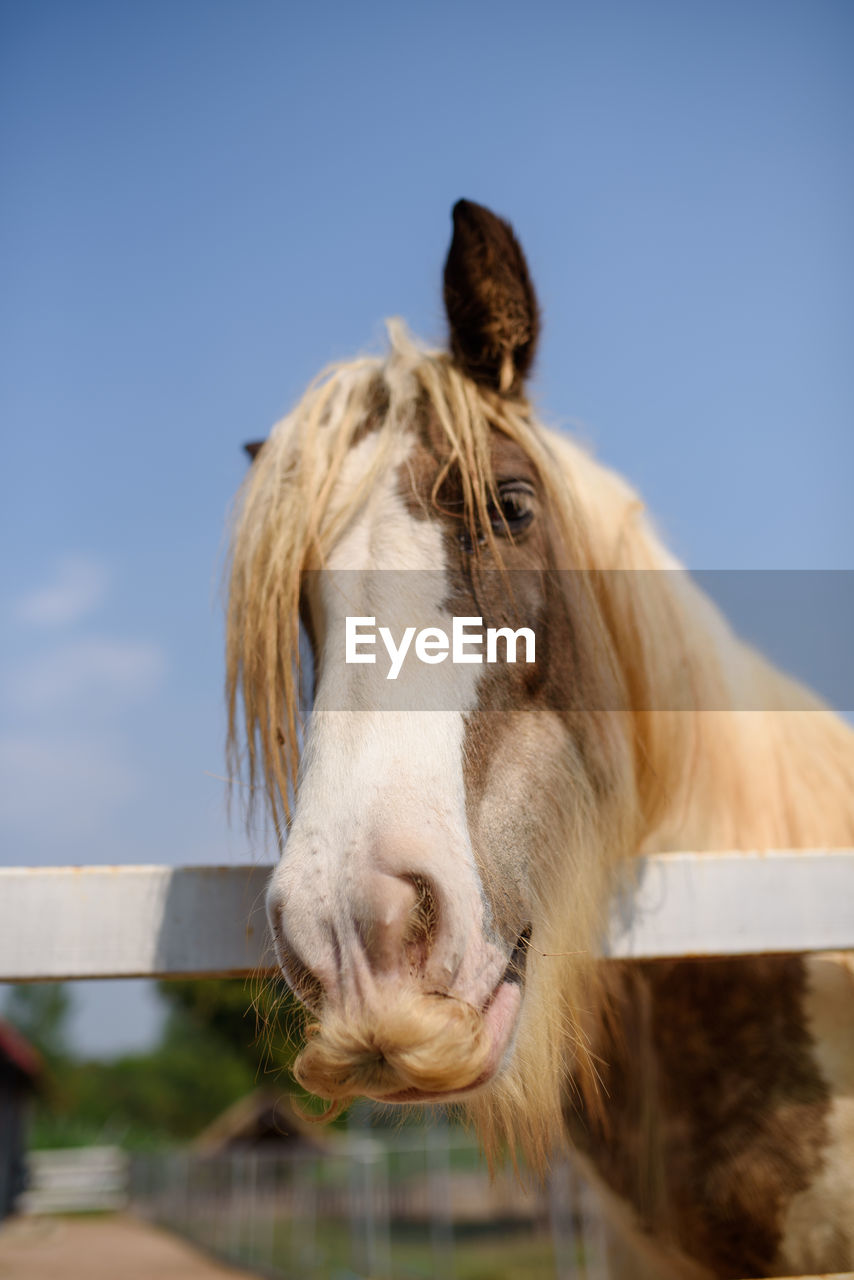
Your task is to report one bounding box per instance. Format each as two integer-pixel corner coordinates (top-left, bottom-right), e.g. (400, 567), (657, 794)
(228, 201), (655, 1152)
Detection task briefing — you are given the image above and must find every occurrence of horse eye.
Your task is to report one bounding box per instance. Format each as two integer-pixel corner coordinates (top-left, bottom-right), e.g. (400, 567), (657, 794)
(459, 482), (535, 552)
(488, 484), (535, 536)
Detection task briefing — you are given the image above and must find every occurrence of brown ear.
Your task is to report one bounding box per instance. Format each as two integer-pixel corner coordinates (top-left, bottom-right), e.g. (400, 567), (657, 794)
(443, 199), (540, 395)
(243, 440), (265, 462)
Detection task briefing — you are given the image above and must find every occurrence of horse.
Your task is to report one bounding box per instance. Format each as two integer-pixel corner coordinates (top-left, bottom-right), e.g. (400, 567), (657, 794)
(225, 200), (854, 1278)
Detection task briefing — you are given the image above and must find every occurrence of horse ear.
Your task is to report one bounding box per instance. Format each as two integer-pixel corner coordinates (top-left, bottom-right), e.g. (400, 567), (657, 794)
(443, 199), (540, 395)
(244, 440), (265, 462)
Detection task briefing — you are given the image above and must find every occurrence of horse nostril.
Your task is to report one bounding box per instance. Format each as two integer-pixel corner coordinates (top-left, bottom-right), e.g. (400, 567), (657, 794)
(269, 918), (325, 1011)
(284, 949), (325, 1012)
(403, 875), (440, 967)
(355, 872), (440, 977)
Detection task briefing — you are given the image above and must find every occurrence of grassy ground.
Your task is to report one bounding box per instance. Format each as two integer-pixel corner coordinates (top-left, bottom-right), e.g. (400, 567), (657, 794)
(243, 1216), (578, 1279)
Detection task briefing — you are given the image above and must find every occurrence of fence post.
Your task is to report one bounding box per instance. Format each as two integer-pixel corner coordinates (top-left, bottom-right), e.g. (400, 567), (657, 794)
(293, 1151), (318, 1275)
(578, 1173), (610, 1280)
(548, 1155), (580, 1280)
(228, 1151), (243, 1262)
(348, 1136), (391, 1279)
(426, 1114), (455, 1280)
(258, 1151), (276, 1271)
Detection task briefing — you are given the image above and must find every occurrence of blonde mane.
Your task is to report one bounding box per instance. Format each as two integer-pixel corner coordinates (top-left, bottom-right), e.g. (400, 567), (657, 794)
(226, 322), (854, 1168)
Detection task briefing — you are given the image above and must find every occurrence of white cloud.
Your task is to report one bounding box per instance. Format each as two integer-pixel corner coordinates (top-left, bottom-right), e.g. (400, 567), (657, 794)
(8, 638), (166, 714)
(14, 555), (109, 627)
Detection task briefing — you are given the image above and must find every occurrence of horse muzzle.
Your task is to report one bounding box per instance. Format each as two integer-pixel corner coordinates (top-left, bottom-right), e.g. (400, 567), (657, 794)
(266, 851), (530, 1103)
(291, 967), (524, 1105)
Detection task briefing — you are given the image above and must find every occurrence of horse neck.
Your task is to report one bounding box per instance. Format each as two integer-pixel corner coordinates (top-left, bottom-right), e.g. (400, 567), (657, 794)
(560, 437), (854, 853)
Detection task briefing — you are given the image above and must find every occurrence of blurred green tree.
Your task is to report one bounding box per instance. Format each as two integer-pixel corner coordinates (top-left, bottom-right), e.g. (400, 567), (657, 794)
(9, 975), (309, 1148)
(5, 983), (71, 1063)
(155, 974), (304, 1081)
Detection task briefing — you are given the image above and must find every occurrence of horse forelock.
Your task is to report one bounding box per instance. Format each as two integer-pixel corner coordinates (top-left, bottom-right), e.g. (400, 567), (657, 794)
(225, 320), (603, 830)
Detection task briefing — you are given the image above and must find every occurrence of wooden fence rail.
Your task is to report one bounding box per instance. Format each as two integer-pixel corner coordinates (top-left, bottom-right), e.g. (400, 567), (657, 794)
(1, 849), (853, 981)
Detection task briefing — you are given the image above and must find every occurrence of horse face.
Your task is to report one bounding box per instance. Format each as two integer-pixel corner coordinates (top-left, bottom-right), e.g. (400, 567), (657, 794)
(261, 203), (601, 1105)
(268, 435), (573, 1101)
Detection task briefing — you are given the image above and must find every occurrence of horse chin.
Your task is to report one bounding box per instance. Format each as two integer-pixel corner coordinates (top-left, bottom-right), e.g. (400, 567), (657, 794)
(376, 979), (522, 1105)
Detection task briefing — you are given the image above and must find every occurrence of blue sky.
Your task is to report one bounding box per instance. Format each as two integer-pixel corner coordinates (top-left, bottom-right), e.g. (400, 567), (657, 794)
(1, 0), (852, 1054)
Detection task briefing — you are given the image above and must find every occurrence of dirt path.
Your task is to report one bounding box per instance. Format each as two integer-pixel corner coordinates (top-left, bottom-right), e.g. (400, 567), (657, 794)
(0, 1214), (259, 1280)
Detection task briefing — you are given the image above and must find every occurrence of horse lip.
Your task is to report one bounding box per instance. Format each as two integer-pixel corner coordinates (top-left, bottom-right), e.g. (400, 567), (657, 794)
(379, 965), (526, 1105)
(494, 924), (533, 992)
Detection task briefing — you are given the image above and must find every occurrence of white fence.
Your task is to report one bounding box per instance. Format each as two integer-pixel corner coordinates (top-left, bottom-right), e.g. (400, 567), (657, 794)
(132, 1129), (607, 1280)
(2, 850), (853, 980)
(21, 1146), (129, 1215)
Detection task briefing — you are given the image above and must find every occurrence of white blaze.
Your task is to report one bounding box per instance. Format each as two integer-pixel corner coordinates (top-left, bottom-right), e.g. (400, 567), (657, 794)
(267, 430), (507, 1010)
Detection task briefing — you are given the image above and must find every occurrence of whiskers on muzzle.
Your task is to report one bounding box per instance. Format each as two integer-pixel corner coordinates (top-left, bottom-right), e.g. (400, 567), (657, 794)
(293, 990), (492, 1102)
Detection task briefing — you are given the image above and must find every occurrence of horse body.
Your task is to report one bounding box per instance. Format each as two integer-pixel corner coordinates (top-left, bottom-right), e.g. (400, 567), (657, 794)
(227, 201), (854, 1277)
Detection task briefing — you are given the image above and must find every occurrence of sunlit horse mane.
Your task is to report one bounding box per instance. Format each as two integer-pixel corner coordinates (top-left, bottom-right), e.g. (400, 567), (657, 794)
(227, 316), (854, 1179)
